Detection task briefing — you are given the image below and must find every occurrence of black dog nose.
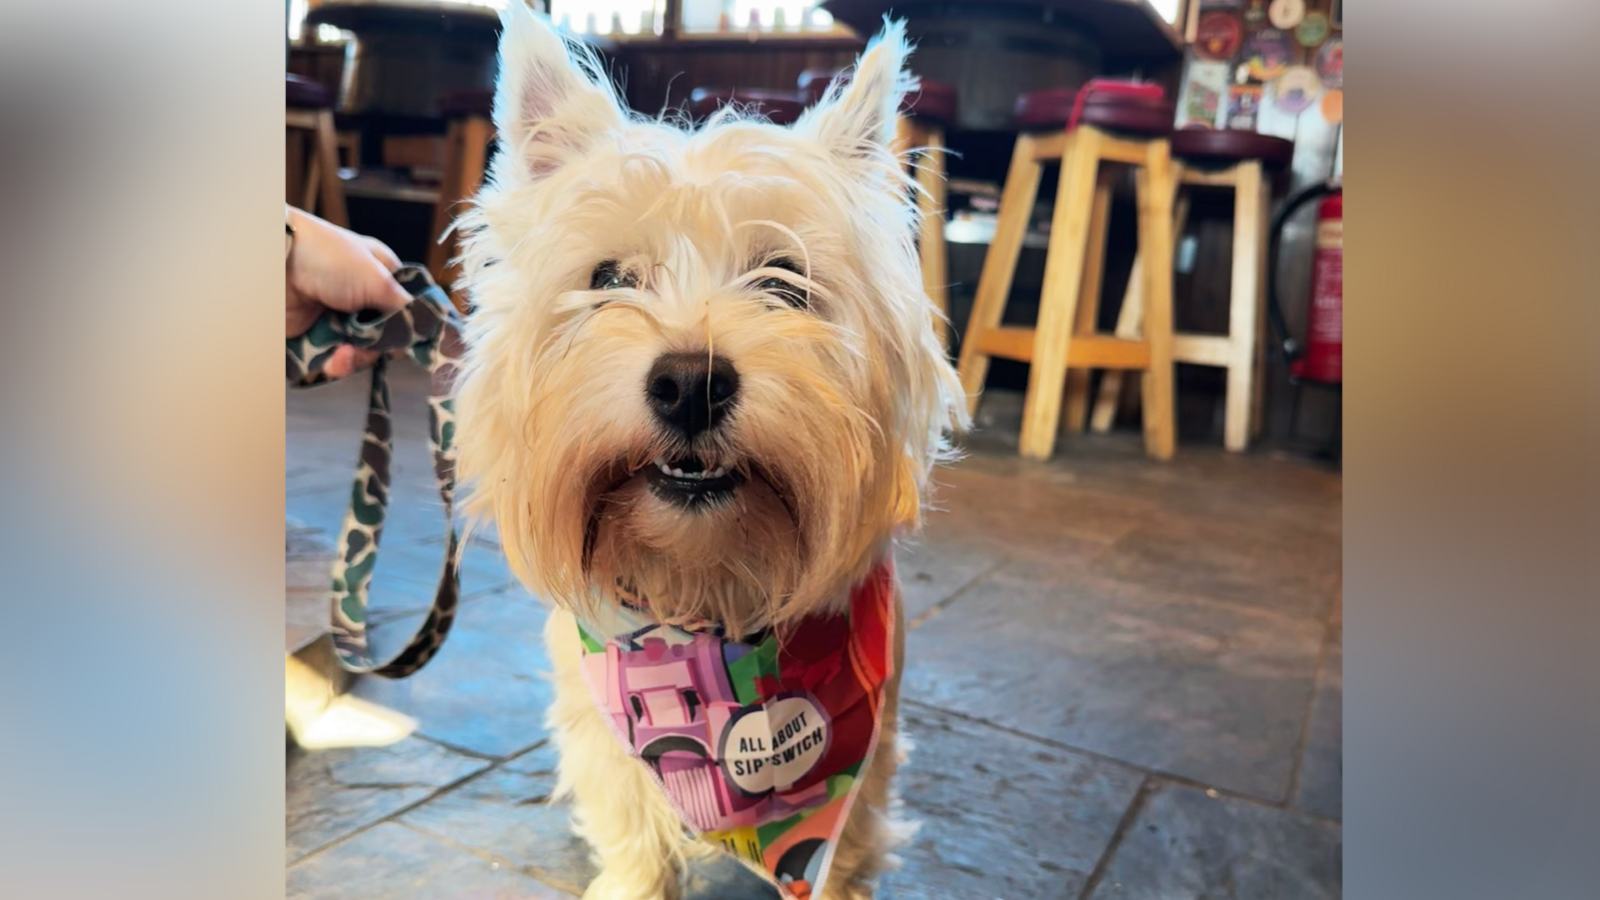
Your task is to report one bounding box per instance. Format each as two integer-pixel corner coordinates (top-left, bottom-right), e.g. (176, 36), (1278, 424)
(646, 353), (741, 439)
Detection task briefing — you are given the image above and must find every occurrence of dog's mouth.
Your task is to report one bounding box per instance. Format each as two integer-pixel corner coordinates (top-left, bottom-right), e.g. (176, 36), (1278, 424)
(580, 452), (801, 575)
(643, 453), (744, 509)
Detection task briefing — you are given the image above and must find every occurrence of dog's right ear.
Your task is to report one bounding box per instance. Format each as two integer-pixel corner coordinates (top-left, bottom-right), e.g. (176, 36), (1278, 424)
(492, 5), (625, 182)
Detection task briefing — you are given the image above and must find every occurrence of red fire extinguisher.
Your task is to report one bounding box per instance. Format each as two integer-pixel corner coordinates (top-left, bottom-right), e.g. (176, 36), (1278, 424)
(1269, 181), (1343, 387)
(1300, 191), (1343, 383)
(1267, 180), (1342, 459)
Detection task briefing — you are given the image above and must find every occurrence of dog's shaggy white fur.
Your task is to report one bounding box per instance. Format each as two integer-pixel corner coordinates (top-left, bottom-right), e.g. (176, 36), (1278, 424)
(451, 7), (966, 898)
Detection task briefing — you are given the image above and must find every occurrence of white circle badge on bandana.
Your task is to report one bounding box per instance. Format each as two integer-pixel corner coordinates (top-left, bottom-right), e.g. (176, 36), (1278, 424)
(720, 694), (831, 795)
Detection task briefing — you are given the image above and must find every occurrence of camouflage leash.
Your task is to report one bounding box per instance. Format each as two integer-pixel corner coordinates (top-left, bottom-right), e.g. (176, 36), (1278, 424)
(286, 265), (465, 678)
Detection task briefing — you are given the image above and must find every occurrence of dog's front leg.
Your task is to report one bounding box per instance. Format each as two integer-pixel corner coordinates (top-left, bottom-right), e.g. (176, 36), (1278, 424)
(816, 589), (915, 900)
(545, 610), (693, 900)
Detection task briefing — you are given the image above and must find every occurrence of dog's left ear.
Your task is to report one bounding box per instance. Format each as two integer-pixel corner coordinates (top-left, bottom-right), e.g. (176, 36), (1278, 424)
(797, 19), (914, 167)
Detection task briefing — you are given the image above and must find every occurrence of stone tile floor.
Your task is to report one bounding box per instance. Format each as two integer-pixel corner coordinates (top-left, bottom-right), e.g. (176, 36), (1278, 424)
(288, 365), (1342, 899)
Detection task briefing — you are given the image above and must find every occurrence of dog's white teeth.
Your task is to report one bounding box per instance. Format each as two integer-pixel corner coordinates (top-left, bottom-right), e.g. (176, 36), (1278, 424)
(650, 460), (728, 481)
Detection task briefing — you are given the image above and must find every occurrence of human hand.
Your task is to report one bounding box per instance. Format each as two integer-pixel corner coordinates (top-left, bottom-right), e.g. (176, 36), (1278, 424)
(286, 206), (413, 379)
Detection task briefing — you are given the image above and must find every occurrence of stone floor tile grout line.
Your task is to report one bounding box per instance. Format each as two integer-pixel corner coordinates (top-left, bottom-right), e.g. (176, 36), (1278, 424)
(903, 697), (1339, 824)
(1283, 590), (1342, 810)
(495, 737), (553, 765)
(1073, 774), (1156, 900)
(905, 556), (1012, 631)
(290, 758), (509, 867)
(362, 582), (526, 628)
(393, 819), (584, 898)
(411, 732), (523, 763)
(1067, 565), (1338, 632)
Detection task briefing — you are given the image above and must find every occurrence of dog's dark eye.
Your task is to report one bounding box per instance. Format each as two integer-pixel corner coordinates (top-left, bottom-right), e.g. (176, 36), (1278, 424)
(590, 260), (638, 291)
(754, 257), (808, 310)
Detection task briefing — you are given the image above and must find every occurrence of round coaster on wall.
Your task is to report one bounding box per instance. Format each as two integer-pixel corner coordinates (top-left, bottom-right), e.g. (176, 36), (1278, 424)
(1296, 11), (1330, 47)
(1195, 11), (1245, 62)
(1316, 37), (1344, 88)
(1244, 28), (1295, 81)
(1321, 88), (1343, 124)
(1268, 0), (1306, 30)
(1275, 65), (1322, 114)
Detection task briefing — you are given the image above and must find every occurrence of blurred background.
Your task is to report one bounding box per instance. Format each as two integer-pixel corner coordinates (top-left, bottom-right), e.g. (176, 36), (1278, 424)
(285, 4), (1347, 899)
(286, 0), (1343, 452)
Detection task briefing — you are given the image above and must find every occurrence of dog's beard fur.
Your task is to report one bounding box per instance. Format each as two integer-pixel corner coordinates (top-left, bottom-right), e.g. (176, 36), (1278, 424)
(450, 8), (967, 640)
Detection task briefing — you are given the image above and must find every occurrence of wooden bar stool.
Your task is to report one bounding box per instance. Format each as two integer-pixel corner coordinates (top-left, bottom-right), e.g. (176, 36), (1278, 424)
(956, 84), (1179, 461)
(801, 70), (958, 350)
(1089, 130), (1294, 451)
(286, 74), (348, 227)
(428, 89), (496, 314)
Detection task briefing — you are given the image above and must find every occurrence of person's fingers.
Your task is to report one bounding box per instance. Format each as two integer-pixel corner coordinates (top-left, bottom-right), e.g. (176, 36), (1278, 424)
(323, 345), (382, 380)
(289, 209), (409, 313)
(361, 236), (402, 272)
(360, 251), (414, 313)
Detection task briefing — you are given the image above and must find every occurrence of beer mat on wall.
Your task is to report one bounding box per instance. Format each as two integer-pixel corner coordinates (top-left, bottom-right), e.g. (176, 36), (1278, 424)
(1227, 83), (1265, 131)
(1316, 37), (1343, 88)
(1243, 28), (1295, 81)
(1268, 0), (1306, 30)
(1274, 65), (1322, 114)
(1296, 11), (1330, 47)
(1177, 59), (1231, 130)
(1195, 11), (1244, 62)
(1320, 88), (1343, 125)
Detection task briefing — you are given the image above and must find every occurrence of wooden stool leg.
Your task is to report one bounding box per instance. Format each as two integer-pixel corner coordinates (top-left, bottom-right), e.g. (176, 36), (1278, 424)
(1062, 170), (1116, 434)
(1019, 128), (1101, 461)
(448, 118), (492, 309)
(957, 134), (1044, 416)
(1091, 177), (1189, 432)
(891, 115), (913, 155)
(337, 131), (360, 169)
(1250, 172), (1272, 442)
(287, 130), (307, 208)
(1089, 250), (1146, 432)
(429, 117), (492, 312)
(313, 110), (348, 227)
(914, 124), (950, 349)
(428, 119), (466, 286)
(1223, 161), (1266, 451)
(301, 144), (321, 215)
(1135, 140), (1177, 461)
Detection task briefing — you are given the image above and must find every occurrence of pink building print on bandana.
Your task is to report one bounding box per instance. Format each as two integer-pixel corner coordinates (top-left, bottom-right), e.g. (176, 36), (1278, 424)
(580, 624), (831, 833)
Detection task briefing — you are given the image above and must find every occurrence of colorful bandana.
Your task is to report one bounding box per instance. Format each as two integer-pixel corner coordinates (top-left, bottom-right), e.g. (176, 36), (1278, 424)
(576, 560), (896, 900)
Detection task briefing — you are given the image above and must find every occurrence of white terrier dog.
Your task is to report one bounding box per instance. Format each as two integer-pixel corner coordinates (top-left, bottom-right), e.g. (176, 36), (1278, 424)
(452, 7), (965, 899)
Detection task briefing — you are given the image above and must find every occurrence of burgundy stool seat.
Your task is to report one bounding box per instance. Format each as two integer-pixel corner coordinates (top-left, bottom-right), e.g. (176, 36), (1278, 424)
(1013, 87), (1173, 137)
(439, 89), (495, 119)
(797, 69), (958, 126)
(1171, 129), (1294, 168)
(286, 73), (335, 110)
(687, 88), (806, 126)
